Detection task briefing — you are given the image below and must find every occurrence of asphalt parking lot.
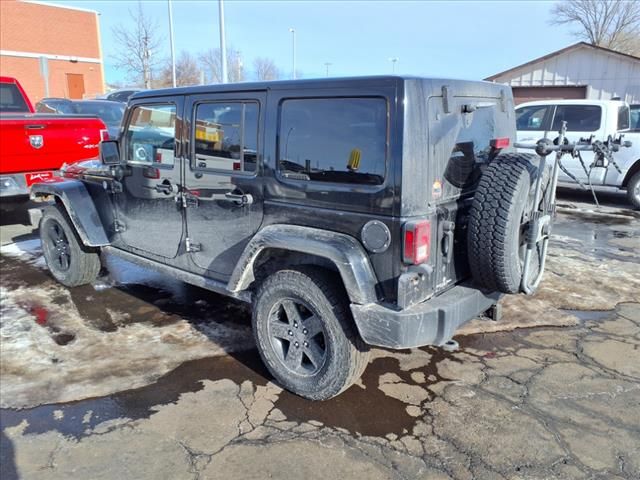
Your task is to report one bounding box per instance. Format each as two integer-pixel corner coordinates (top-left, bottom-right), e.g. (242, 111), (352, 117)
(1, 189), (639, 480)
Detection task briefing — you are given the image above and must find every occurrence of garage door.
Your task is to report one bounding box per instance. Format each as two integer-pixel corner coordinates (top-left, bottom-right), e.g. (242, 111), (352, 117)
(512, 86), (587, 105)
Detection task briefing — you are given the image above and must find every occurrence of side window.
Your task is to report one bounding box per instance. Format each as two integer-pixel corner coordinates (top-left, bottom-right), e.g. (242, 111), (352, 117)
(124, 104), (176, 166)
(617, 106), (630, 131)
(278, 97), (387, 185)
(515, 105), (549, 131)
(193, 102), (258, 173)
(551, 105), (601, 132)
(631, 106), (640, 130)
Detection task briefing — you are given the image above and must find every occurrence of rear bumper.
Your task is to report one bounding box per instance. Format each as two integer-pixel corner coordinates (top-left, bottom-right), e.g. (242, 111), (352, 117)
(351, 283), (502, 349)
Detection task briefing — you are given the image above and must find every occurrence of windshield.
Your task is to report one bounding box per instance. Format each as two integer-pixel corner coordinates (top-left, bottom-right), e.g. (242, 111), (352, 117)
(73, 102), (125, 125)
(0, 83), (30, 112)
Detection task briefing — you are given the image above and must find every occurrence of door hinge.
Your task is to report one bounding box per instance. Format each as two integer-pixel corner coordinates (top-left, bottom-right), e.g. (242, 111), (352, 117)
(185, 237), (201, 253)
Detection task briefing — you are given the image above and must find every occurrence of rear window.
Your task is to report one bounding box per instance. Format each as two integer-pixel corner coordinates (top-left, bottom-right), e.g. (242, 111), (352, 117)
(0, 83), (29, 112)
(551, 105), (601, 132)
(617, 105), (630, 131)
(278, 97), (387, 185)
(516, 105), (549, 131)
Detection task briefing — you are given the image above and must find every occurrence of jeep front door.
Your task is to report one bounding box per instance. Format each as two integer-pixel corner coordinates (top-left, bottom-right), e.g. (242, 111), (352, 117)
(183, 93), (265, 278)
(114, 98), (184, 258)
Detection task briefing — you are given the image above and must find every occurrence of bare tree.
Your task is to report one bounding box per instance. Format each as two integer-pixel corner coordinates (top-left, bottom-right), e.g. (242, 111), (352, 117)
(111, 3), (163, 88)
(253, 57), (280, 81)
(199, 47), (245, 83)
(157, 51), (201, 88)
(551, 0), (640, 55)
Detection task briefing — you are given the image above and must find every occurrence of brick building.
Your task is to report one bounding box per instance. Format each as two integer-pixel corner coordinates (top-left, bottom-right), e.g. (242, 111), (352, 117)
(0, 0), (104, 101)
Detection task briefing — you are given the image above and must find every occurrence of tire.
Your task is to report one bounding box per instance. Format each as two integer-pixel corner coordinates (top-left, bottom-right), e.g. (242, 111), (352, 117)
(252, 266), (369, 400)
(626, 171), (640, 210)
(39, 203), (101, 287)
(467, 153), (550, 294)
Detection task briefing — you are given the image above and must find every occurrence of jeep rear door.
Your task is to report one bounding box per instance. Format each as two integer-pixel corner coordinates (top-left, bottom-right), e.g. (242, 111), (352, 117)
(182, 91), (265, 278)
(114, 96), (185, 258)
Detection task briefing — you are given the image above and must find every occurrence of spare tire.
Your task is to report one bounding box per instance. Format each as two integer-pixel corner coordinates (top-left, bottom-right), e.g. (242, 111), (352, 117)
(467, 153), (550, 294)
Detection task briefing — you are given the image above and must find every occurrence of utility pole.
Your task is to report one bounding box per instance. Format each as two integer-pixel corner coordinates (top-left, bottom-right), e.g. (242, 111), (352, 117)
(219, 0), (228, 83)
(168, 0), (176, 87)
(324, 62), (332, 77)
(289, 28), (296, 80)
(143, 34), (151, 89)
(389, 57), (398, 74)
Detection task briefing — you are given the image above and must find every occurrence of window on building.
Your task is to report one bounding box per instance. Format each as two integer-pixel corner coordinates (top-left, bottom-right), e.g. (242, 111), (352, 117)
(0, 83), (29, 112)
(617, 105), (630, 131)
(515, 105), (549, 131)
(192, 102), (259, 173)
(551, 105), (602, 132)
(124, 104), (176, 165)
(278, 97), (387, 185)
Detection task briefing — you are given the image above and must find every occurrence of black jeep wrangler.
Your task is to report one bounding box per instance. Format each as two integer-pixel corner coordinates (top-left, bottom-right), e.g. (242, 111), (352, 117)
(32, 76), (551, 400)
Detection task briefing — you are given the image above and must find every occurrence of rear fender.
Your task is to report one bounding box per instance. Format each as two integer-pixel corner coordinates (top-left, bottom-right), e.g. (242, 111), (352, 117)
(228, 224), (379, 305)
(31, 179), (109, 247)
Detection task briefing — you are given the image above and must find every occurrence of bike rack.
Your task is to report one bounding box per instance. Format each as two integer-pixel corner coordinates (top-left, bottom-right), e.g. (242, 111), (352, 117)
(514, 122), (631, 295)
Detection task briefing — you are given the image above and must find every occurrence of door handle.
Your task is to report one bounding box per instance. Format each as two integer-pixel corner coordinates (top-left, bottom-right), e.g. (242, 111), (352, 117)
(224, 192), (253, 205)
(25, 124), (46, 130)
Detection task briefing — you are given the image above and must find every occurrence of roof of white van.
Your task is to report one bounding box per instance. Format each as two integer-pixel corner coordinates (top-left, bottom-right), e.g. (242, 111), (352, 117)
(517, 99), (628, 109)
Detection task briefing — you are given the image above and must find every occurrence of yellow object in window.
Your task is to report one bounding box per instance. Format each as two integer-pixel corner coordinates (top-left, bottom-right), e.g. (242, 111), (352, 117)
(348, 148), (361, 171)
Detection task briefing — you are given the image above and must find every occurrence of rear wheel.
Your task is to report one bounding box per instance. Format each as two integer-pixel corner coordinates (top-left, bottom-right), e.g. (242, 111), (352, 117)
(252, 266), (369, 400)
(40, 204), (101, 287)
(627, 171), (640, 210)
(468, 153), (551, 294)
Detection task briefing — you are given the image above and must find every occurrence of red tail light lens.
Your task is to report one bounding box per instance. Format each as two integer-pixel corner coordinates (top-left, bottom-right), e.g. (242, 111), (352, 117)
(490, 137), (510, 149)
(100, 129), (109, 141)
(403, 220), (430, 264)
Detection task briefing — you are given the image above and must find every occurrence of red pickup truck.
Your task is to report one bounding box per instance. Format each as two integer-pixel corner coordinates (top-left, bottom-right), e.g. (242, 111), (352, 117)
(0, 76), (108, 208)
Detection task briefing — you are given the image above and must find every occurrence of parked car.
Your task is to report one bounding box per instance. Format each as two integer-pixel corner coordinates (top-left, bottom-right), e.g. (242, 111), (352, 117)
(32, 76), (553, 400)
(100, 89), (142, 103)
(516, 99), (640, 208)
(36, 98), (125, 139)
(0, 77), (108, 209)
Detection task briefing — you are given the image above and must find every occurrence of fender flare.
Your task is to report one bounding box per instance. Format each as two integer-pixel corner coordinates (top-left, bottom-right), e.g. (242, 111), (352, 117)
(228, 224), (379, 305)
(31, 180), (109, 247)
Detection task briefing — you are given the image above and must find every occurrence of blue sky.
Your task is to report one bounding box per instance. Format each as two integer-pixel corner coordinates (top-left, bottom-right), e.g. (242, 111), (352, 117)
(46, 0), (575, 85)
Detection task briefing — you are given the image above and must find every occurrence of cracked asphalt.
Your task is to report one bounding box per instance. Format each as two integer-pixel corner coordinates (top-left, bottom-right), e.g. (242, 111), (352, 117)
(1, 189), (639, 480)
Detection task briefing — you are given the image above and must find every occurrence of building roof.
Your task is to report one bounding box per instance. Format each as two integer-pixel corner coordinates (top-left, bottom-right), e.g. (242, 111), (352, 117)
(485, 42), (640, 81)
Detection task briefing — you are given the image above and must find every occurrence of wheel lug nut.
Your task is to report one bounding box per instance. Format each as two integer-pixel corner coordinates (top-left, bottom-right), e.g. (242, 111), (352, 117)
(294, 322), (298, 328)
(303, 341), (309, 347)
(294, 341), (299, 348)
(302, 328), (308, 335)
(288, 330), (293, 336)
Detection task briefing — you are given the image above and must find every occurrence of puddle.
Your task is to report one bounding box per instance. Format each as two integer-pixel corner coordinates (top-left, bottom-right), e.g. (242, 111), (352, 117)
(0, 352), (269, 440)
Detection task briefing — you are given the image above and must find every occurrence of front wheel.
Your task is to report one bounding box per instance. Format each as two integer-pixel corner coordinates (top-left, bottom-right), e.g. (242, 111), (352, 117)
(40, 204), (101, 287)
(252, 266), (369, 400)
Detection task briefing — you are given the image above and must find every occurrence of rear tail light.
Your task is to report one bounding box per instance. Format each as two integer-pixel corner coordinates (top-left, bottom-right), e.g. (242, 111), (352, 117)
(233, 162), (241, 171)
(403, 220), (431, 264)
(490, 137), (510, 149)
(100, 129), (109, 141)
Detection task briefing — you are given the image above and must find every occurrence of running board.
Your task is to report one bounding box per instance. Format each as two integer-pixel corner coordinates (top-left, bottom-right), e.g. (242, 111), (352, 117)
(101, 246), (252, 303)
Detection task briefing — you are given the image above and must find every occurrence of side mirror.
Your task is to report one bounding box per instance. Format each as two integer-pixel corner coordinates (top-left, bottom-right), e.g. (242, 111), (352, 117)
(100, 140), (121, 165)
